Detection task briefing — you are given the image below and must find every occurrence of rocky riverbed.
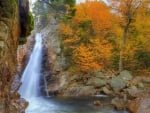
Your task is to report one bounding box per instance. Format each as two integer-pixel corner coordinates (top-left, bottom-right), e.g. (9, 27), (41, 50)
(38, 18), (150, 113)
(16, 18), (150, 113)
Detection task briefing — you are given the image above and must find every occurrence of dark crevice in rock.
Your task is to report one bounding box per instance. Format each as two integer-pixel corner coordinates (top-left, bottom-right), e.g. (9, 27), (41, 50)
(19, 0), (29, 37)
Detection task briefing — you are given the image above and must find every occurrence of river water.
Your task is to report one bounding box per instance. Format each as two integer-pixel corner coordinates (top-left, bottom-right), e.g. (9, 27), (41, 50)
(19, 33), (129, 113)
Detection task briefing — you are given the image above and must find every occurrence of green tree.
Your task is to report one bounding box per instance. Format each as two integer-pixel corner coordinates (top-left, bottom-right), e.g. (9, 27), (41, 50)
(110, 0), (149, 72)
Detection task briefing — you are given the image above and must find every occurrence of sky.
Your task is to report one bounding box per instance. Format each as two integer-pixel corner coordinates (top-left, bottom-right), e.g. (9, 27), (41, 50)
(29, 0), (108, 5)
(77, 0), (108, 4)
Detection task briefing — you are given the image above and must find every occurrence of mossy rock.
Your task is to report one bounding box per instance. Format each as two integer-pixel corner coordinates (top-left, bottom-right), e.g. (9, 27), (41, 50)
(119, 70), (133, 81)
(0, 0), (17, 18)
(110, 76), (126, 91)
(87, 77), (107, 87)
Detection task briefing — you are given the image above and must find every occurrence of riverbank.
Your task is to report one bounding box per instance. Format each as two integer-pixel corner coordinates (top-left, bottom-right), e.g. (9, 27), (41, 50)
(16, 18), (150, 113)
(39, 18), (150, 113)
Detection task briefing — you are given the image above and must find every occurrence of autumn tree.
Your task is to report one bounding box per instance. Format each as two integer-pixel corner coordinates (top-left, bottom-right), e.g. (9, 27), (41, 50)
(59, 1), (113, 72)
(73, 44), (101, 72)
(59, 0), (150, 73)
(110, 0), (149, 72)
(73, 38), (112, 72)
(72, 1), (112, 36)
(131, 2), (150, 69)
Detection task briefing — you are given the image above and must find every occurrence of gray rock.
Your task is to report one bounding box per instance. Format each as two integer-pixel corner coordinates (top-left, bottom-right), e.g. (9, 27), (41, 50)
(110, 76), (126, 91)
(78, 86), (95, 96)
(65, 86), (80, 96)
(111, 97), (126, 110)
(94, 71), (104, 78)
(102, 86), (113, 95)
(87, 78), (107, 87)
(137, 83), (144, 89)
(127, 89), (150, 98)
(129, 85), (138, 90)
(119, 70), (133, 81)
(128, 98), (150, 113)
(65, 86), (95, 96)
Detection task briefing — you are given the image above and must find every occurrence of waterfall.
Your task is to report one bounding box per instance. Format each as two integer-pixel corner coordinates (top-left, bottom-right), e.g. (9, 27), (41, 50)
(19, 33), (43, 98)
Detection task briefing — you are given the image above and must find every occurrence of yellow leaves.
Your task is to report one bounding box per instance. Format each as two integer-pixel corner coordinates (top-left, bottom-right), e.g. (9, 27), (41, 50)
(72, 3), (91, 25)
(59, 1), (113, 72)
(63, 35), (80, 50)
(73, 38), (112, 72)
(58, 0), (150, 72)
(73, 44), (101, 72)
(86, 1), (112, 34)
(90, 38), (112, 59)
(64, 35), (79, 43)
(72, 1), (112, 35)
(59, 23), (73, 38)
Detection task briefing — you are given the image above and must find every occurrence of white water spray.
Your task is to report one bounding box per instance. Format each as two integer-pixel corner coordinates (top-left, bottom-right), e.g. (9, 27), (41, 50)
(18, 33), (128, 113)
(19, 33), (43, 98)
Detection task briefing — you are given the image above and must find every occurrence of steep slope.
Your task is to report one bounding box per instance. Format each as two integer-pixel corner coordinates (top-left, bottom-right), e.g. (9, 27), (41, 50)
(0, 0), (32, 113)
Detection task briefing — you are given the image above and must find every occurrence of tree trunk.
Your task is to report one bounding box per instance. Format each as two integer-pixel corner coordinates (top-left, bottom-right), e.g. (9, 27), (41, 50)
(119, 26), (128, 72)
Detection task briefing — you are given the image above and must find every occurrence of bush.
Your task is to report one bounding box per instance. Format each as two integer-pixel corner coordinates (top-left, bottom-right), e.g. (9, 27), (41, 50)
(135, 50), (150, 69)
(27, 12), (34, 33)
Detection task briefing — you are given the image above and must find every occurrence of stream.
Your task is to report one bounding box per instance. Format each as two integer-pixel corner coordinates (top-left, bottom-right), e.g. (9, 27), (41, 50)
(19, 33), (129, 113)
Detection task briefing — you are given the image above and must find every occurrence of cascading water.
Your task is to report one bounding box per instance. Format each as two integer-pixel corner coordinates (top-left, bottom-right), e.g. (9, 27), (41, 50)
(19, 33), (43, 98)
(18, 33), (129, 113)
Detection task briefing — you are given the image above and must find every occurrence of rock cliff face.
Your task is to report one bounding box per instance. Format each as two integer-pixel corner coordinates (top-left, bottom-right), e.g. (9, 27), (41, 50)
(40, 18), (68, 95)
(17, 31), (35, 74)
(19, 0), (29, 37)
(0, 0), (31, 113)
(41, 18), (63, 73)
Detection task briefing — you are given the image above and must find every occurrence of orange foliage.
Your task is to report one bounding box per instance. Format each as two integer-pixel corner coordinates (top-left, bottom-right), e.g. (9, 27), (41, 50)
(59, 0), (150, 72)
(73, 44), (101, 72)
(73, 1), (112, 35)
(90, 38), (112, 64)
(73, 38), (112, 72)
(59, 23), (73, 39)
(59, 1), (113, 72)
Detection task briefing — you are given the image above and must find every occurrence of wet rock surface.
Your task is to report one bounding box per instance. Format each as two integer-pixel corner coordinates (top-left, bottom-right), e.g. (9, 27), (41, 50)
(40, 16), (150, 113)
(0, 0), (32, 112)
(128, 98), (150, 113)
(111, 97), (127, 110)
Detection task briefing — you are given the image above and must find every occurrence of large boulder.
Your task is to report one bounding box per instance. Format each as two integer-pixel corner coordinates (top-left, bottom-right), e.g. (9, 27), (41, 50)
(127, 89), (150, 98)
(110, 76), (126, 91)
(102, 86), (113, 95)
(128, 98), (150, 113)
(63, 86), (80, 96)
(111, 97), (126, 110)
(109, 70), (133, 91)
(63, 85), (95, 96)
(87, 78), (107, 87)
(78, 86), (95, 96)
(94, 71), (105, 78)
(119, 70), (133, 81)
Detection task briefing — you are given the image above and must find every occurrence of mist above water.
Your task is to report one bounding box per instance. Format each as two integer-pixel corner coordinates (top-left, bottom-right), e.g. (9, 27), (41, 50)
(18, 33), (129, 113)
